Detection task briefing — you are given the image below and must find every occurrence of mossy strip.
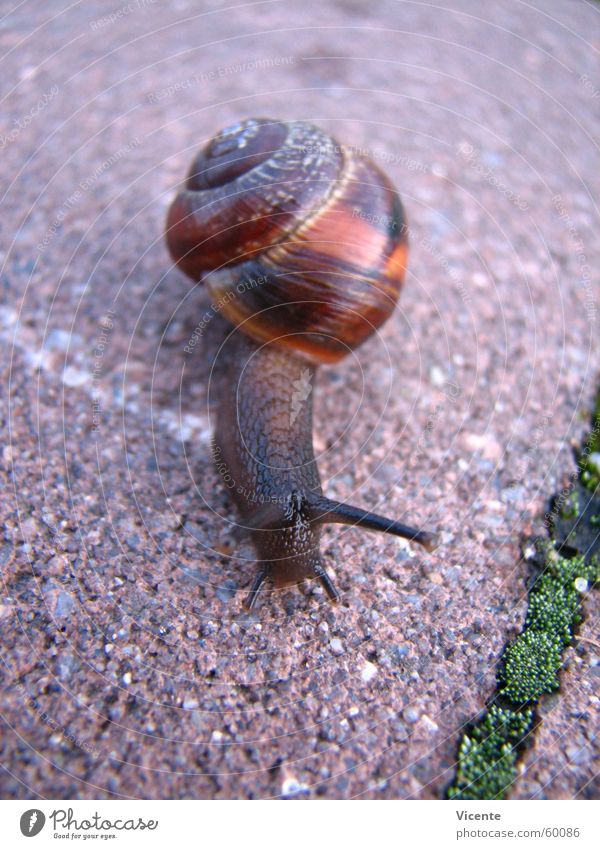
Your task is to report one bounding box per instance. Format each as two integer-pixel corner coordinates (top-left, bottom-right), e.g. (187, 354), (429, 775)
(448, 705), (534, 800)
(579, 388), (600, 494)
(498, 548), (597, 703)
(447, 387), (600, 801)
(448, 547), (597, 800)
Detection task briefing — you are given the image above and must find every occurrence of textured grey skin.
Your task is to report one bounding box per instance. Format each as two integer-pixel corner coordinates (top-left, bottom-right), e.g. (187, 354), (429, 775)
(214, 333), (325, 590)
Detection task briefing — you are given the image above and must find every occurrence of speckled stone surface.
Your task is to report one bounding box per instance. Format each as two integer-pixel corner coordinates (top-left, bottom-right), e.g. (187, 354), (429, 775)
(1, 0), (598, 799)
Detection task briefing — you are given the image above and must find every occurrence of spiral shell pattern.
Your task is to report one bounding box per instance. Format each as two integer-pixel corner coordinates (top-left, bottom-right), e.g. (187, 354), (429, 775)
(166, 118), (408, 364)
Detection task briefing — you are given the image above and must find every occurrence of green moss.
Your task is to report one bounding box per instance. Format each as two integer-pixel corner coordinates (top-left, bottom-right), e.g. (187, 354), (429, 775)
(448, 706), (534, 800)
(499, 549), (597, 703)
(447, 387), (600, 801)
(581, 461), (600, 494)
(560, 491), (580, 519)
(525, 573), (582, 641)
(448, 547), (598, 799)
(579, 389), (600, 493)
(499, 631), (563, 702)
(543, 545), (598, 584)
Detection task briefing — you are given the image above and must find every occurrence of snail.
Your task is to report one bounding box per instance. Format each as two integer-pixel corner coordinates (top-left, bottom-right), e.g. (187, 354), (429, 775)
(166, 118), (437, 610)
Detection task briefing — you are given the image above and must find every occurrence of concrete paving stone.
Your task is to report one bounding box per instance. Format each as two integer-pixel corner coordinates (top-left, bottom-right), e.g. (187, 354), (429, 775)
(0, 0), (598, 799)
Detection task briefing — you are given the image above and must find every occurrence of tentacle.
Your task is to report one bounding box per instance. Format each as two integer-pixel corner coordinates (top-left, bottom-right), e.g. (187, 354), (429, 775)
(243, 566), (269, 611)
(309, 495), (438, 552)
(314, 561), (340, 603)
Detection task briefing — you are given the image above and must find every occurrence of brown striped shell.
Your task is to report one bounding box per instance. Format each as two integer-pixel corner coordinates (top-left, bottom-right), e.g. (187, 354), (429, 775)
(166, 118), (408, 364)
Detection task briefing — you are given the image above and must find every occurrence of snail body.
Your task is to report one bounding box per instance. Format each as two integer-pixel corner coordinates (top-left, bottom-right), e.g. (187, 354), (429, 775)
(167, 118), (436, 608)
(215, 334), (327, 603)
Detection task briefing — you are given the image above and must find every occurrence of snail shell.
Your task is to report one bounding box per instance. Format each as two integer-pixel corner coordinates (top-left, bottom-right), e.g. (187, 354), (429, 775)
(166, 118), (408, 363)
